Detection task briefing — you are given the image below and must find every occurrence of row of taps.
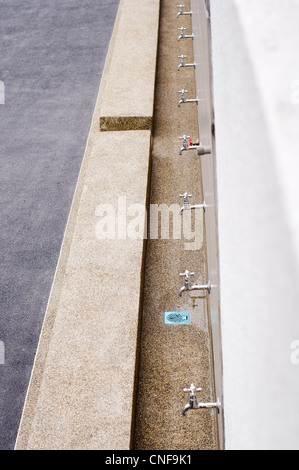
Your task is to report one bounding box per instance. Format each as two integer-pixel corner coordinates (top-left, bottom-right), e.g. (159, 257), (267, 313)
(176, 4), (221, 417)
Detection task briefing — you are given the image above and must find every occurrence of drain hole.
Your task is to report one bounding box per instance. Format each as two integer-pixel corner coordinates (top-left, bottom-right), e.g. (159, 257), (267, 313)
(164, 312), (190, 325)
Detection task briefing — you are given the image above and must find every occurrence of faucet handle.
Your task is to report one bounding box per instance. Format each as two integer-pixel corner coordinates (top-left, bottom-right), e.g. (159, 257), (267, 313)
(178, 54), (187, 59)
(184, 384), (202, 394)
(179, 193), (192, 206)
(179, 135), (190, 140)
(178, 27), (187, 32)
(178, 89), (188, 94)
(180, 270), (194, 278)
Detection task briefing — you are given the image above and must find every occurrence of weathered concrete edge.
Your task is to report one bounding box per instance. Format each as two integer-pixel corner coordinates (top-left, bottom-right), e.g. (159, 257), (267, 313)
(14, 0), (157, 450)
(99, 0), (160, 131)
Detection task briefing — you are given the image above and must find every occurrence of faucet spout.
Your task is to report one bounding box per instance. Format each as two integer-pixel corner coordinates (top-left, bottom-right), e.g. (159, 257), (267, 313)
(190, 281), (211, 295)
(180, 144), (200, 153)
(179, 285), (187, 297)
(182, 403), (192, 416)
(186, 98), (199, 105)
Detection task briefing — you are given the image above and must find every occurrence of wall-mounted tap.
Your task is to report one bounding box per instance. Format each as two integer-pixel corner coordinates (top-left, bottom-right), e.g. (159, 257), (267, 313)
(179, 193), (206, 215)
(177, 55), (196, 71)
(177, 4), (192, 17)
(179, 135), (212, 155)
(178, 27), (194, 42)
(179, 135), (200, 154)
(179, 271), (211, 297)
(179, 192), (192, 214)
(182, 384), (221, 416)
(178, 89), (198, 107)
(179, 270), (194, 297)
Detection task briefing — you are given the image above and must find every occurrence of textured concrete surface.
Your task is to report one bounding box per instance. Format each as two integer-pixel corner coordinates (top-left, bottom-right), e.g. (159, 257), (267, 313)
(15, 129), (151, 450)
(99, 0), (160, 131)
(133, 0), (217, 450)
(0, 0), (120, 450)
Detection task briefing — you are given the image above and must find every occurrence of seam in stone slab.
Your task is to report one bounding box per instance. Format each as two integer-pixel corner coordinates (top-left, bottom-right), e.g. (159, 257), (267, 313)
(100, 116), (153, 132)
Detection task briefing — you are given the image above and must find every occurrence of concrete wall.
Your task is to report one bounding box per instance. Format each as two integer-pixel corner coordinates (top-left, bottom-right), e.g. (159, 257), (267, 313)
(209, 0), (299, 450)
(190, 0), (224, 450)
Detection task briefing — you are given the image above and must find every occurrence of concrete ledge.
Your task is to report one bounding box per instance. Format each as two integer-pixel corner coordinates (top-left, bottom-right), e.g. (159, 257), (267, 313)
(99, 0), (160, 131)
(15, 128), (151, 450)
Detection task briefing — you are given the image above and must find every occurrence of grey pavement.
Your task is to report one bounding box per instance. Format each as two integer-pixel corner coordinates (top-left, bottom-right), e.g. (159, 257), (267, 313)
(0, 0), (119, 450)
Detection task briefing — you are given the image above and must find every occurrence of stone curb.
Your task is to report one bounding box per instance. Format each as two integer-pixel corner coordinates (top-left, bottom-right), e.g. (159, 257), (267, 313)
(99, 0), (160, 132)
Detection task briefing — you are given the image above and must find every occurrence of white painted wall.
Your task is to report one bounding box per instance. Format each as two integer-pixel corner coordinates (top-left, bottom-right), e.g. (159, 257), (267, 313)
(210, 0), (299, 450)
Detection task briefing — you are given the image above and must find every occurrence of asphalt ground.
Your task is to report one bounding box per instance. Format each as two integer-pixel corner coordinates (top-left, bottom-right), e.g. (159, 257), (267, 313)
(0, 0), (119, 450)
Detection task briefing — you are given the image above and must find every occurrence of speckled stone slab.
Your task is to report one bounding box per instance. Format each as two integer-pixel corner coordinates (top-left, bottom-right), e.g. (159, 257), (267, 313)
(132, 0), (218, 451)
(15, 127), (152, 449)
(99, 0), (160, 132)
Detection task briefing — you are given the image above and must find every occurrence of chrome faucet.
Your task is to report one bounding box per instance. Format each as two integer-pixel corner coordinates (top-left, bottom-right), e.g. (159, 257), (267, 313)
(179, 193), (206, 215)
(182, 384), (221, 416)
(178, 89), (198, 107)
(177, 4), (192, 17)
(179, 135), (212, 155)
(179, 193), (192, 214)
(178, 27), (194, 42)
(179, 271), (211, 297)
(177, 55), (196, 71)
(179, 135), (200, 154)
